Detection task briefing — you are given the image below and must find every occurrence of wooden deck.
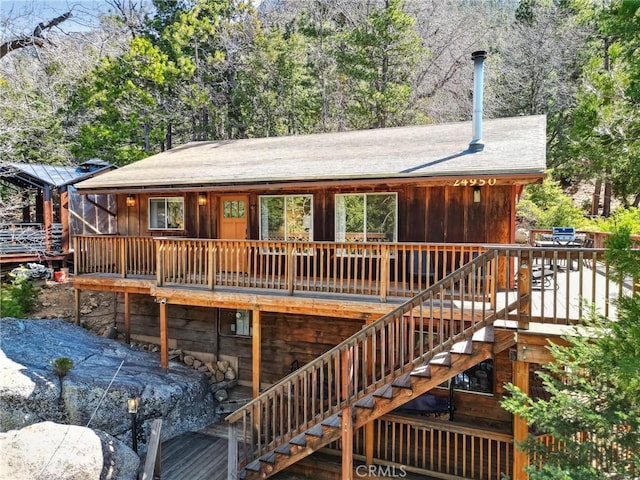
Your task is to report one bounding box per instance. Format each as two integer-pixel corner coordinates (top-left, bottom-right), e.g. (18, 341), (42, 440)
(160, 432), (228, 480)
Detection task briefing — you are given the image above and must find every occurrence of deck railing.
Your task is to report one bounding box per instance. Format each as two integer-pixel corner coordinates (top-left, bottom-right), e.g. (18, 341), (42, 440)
(75, 235), (155, 277)
(342, 414), (513, 479)
(225, 250), (506, 474)
(74, 236), (637, 324)
(154, 239), (489, 301)
(489, 246), (636, 324)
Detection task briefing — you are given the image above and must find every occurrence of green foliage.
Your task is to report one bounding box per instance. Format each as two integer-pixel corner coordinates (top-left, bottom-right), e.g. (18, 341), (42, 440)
(335, 0), (424, 129)
(0, 278), (39, 318)
(502, 229), (640, 479)
(516, 176), (587, 229)
(559, 0), (640, 207)
(588, 207), (640, 235)
(51, 357), (74, 379)
(236, 27), (320, 137)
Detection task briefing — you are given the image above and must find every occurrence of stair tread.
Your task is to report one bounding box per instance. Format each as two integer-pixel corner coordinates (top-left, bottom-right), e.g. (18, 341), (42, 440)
(259, 452), (276, 465)
(274, 443), (291, 456)
(472, 325), (495, 342)
(411, 364), (431, 377)
(245, 459), (261, 472)
(306, 424), (324, 437)
(391, 372), (412, 389)
(354, 396), (375, 409)
(290, 433), (307, 447)
(451, 339), (473, 354)
(373, 384), (393, 398)
(430, 351), (451, 366)
(321, 414), (341, 428)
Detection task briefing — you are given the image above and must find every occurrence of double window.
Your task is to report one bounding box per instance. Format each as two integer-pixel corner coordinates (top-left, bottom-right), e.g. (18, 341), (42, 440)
(148, 197), (184, 230)
(259, 195), (313, 241)
(335, 193), (397, 243)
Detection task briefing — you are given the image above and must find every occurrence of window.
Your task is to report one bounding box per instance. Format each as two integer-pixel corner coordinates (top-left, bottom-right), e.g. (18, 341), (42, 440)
(335, 193), (397, 243)
(148, 197), (184, 230)
(223, 199), (245, 218)
(260, 195), (313, 241)
(452, 359), (493, 394)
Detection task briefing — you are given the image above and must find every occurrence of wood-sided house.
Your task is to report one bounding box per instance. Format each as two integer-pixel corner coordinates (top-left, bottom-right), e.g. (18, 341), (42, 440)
(71, 110), (563, 478)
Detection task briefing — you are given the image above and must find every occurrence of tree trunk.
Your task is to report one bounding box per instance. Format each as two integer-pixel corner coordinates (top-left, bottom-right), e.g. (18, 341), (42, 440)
(602, 180), (613, 217)
(166, 122), (172, 150)
(591, 179), (602, 216)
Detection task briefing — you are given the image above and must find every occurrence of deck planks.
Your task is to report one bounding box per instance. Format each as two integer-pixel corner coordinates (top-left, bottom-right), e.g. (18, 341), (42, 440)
(160, 432), (228, 480)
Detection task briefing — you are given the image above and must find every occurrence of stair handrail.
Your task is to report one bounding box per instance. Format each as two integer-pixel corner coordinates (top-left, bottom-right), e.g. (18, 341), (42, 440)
(226, 249), (505, 467)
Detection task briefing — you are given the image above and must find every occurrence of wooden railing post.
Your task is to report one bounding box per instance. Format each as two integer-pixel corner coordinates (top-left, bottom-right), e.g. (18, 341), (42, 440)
(517, 262), (530, 330)
(208, 242), (215, 290)
(156, 240), (163, 287)
(120, 237), (127, 278)
(228, 421), (238, 480)
(380, 244), (389, 303)
(141, 419), (162, 480)
(287, 243), (295, 295)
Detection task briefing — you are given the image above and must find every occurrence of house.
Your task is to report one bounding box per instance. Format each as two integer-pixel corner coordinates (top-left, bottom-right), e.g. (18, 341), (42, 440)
(0, 159), (116, 266)
(70, 54), (628, 480)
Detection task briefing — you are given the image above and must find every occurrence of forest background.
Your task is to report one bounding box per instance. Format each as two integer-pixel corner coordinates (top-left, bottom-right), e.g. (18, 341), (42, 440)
(1, 0), (639, 230)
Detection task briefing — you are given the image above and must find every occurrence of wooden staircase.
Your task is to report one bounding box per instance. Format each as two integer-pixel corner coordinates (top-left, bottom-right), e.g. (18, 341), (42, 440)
(226, 250), (515, 480)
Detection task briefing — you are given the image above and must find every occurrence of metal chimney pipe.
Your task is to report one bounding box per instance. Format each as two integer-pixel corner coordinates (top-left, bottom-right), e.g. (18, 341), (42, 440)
(469, 50), (487, 152)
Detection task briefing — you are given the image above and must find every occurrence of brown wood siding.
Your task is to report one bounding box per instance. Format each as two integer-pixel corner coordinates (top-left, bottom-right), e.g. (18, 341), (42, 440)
(404, 186), (426, 242)
(466, 187), (486, 243)
(425, 186), (445, 242)
(260, 313), (364, 384)
(485, 186), (512, 244)
(116, 184), (515, 245)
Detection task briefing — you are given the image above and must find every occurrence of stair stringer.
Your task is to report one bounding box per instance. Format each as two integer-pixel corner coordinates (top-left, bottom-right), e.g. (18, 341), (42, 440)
(244, 340), (494, 480)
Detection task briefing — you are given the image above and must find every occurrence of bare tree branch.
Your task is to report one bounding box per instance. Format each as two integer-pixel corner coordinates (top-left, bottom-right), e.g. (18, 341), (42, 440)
(0, 12), (72, 59)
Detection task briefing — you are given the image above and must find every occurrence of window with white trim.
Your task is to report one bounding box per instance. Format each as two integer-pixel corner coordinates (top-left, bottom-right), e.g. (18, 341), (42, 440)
(148, 197), (184, 230)
(335, 193), (397, 243)
(259, 195), (313, 241)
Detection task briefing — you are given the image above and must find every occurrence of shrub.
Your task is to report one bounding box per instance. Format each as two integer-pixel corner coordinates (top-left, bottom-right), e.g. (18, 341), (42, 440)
(0, 278), (39, 318)
(517, 176), (586, 229)
(586, 206), (640, 235)
(51, 357), (74, 379)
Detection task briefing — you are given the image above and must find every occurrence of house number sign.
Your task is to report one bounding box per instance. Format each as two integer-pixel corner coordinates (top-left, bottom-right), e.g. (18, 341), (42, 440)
(453, 178), (497, 186)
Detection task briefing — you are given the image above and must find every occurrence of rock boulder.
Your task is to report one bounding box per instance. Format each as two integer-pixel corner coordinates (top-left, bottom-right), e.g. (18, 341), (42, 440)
(0, 318), (217, 451)
(0, 421), (139, 480)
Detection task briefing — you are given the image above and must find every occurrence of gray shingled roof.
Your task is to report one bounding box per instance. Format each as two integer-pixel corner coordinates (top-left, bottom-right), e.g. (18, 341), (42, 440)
(75, 115), (546, 192)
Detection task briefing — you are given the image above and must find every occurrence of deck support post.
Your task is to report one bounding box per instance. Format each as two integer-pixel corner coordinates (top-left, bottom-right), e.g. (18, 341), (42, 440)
(365, 422), (374, 465)
(74, 289), (81, 326)
(159, 300), (168, 368)
(60, 189), (69, 253)
(513, 360), (530, 480)
(342, 405), (353, 480)
(252, 309), (261, 398)
(124, 292), (130, 344)
(43, 186), (53, 255)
